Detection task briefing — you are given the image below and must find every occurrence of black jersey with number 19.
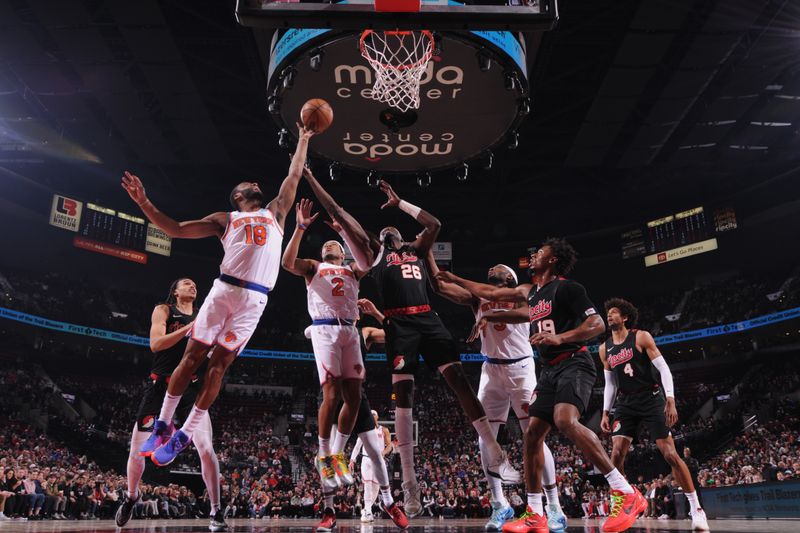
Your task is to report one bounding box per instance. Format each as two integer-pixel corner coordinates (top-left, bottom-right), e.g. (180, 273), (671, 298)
(605, 330), (660, 397)
(527, 278), (599, 363)
(370, 244), (431, 311)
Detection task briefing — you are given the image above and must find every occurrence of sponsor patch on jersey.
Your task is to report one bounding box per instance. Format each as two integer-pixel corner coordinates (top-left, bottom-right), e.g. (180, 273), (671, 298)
(585, 307), (597, 317)
(224, 331), (238, 344)
(492, 323), (507, 332)
(140, 415), (155, 430)
(393, 356), (405, 371)
(612, 420), (622, 433)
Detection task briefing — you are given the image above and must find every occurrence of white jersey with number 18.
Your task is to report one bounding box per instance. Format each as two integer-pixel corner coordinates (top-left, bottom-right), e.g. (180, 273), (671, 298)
(219, 208), (284, 289)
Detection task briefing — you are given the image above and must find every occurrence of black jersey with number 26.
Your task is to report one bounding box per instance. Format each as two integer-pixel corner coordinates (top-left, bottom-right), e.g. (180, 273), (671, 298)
(150, 303), (196, 376)
(370, 244), (431, 310)
(527, 278), (599, 363)
(605, 330), (659, 395)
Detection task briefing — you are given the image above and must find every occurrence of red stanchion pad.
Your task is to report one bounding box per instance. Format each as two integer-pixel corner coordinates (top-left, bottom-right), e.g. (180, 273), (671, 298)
(374, 0), (421, 13)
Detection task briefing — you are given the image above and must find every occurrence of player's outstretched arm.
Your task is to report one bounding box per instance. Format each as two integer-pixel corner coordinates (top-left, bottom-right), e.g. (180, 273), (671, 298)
(378, 180), (441, 255)
(422, 247), (477, 306)
(434, 270), (528, 303)
(302, 167), (373, 271)
(122, 171), (226, 238)
(268, 124), (315, 230)
(149, 304), (195, 353)
(281, 199), (319, 280)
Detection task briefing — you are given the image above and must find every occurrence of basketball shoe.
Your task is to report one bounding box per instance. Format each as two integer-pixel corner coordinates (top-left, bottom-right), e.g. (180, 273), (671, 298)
(485, 501), (514, 531)
(209, 510), (228, 532)
(401, 480), (422, 517)
(546, 503), (568, 533)
(315, 456), (340, 491)
(114, 492), (139, 527)
(151, 429), (192, 466)
(138, 420), (174, 457)
(316, 507), (336, 532)
(382, 501), (409, 529)
(691, 508), (710, 531)
(485, 449), (522, 485)
(602, 488), (647, 533)
(331, 452), (354, 485)
(501, 507), (548, 533)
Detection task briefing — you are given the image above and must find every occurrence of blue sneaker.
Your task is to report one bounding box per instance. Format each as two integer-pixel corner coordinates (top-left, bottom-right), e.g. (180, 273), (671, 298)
(545, 503), (567, 533)
(138, 420), (174, 457)
(151, 429), (192, 466)
(485, 501), (515, 531)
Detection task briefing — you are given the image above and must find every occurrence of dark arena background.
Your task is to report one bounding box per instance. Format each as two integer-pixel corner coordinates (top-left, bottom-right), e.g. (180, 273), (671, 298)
(1, 1), (800, 533)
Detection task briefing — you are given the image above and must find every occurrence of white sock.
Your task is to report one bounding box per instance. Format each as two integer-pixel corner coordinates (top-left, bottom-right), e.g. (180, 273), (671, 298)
(685, 491), (700, 511)
(333, 430), (350, 454)
(180, 406), (207, 439)
(318, 436), (331, 457)
(323, 492), (335, 510)
(395, 407), (417, 484)
(489, 476), (509, 507)
(379, 486), (393, 507)
(604, 468), (634, 494)
(364, 483), (376, 512)
(544, 486), (560, 508)
(472, 417), (503, 459)
(527, 493), (543, 515)
(158, 393), (182, 423)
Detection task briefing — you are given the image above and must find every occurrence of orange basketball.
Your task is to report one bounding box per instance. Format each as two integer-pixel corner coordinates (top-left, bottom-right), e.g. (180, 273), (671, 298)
(300, 98), (334, 134)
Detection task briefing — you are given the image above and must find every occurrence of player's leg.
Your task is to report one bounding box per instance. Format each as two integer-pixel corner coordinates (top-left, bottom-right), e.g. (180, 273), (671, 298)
(610, 436), (632, 477)
(193, 411), (226, 531)
(334, 327), (366, 449)
(655, 435), (709, 530)
(117, 422), (149, 526)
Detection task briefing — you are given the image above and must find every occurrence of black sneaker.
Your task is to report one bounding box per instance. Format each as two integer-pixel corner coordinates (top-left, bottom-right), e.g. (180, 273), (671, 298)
(209, 510), (228, 532)
(115, 492), (139, 527)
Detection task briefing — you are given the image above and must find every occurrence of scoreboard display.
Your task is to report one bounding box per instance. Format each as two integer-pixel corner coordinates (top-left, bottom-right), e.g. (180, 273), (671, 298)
(621, 206), (737, 266)
(49, 194), (171, 264)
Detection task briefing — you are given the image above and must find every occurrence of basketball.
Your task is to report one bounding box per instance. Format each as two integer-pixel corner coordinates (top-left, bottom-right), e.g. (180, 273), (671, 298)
(300, 98), (334, 133)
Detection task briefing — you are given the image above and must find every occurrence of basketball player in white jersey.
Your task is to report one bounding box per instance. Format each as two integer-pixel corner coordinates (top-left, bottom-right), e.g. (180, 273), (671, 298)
(349, 409), (393, 522)
(121, 123), (315, 467)
(427, 258), (567, 533)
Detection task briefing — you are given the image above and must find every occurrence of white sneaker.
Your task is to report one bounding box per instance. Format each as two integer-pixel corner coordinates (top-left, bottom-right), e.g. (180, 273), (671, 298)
(360, 511), (374, 523)
(658, 514), (669, 520)
(0, 513), (11, 521)
(485, 450), (521, 485)
(401, 480), (422, 518)
(691, 508), (710, 531)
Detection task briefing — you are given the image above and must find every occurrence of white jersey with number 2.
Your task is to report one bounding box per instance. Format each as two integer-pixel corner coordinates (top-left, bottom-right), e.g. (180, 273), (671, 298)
(219, 208), (283, 289)
(307, 262), (359, 320)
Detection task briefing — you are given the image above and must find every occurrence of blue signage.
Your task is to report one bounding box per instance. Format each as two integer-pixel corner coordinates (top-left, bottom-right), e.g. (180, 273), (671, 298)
(702, 481), (800, 519)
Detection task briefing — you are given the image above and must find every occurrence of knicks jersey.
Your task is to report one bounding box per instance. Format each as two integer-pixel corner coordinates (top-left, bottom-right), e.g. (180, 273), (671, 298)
(474, 299), (533, 359)
(219, 208), (283, 289)
(364, 425), (385, 462)
(307, 262), (359, 320)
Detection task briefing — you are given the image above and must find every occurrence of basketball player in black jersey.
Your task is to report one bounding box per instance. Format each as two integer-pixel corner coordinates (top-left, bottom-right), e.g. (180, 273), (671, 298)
(437, 239), (645, 533)
(115, 279), (226, 532)
(600, 298), (709, 531)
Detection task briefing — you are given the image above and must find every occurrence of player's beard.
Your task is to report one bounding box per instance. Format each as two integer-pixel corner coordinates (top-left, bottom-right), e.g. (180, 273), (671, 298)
(487, 275), (506, 286)
(323, 253), (340, 263)
(240, 188), (264, 204)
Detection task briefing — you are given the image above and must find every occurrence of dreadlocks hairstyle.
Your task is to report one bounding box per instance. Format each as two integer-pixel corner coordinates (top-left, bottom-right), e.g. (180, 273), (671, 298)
(604, 297), (639, 329)
(542, 237), (578, 276)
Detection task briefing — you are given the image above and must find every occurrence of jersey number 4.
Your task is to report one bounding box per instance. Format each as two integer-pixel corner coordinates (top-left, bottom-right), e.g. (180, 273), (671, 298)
(623, 363), (634, 377)
(401, 264), (422, 280)
(244, 224), (267, 246)
(331, 277), (345, 297)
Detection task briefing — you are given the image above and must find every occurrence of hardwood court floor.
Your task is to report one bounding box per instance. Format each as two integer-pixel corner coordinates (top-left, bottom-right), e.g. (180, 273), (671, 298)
(1, 517), (797, 532)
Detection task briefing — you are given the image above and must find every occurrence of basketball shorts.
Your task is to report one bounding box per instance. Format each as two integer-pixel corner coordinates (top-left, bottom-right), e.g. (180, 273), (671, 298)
(190, 278), (268, 353)
(529, 351), (597, 426)
(361, 456), (379, 484)
(324, 387), (376, 436)
(477, 357), (537, 425)
(612, 390), (671, 441)
(135, 376), (202, 432)
(311, 325), (365, 385)
(384, 311), (460, 376)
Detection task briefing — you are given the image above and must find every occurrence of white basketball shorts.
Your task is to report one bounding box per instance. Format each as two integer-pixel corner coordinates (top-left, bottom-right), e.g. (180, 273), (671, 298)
(477, 357), (537, 424)
(311, 325), (365, 384)
(190, 278), (267, 353)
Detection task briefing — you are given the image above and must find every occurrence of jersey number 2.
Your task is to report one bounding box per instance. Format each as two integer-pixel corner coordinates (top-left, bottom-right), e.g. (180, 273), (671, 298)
(331, 277), (345, 297)
(244, 224), (266, 246)
(401, 264), (422, 280)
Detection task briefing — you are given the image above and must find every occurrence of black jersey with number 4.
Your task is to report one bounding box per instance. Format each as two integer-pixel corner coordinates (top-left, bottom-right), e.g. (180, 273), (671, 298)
(370, 244), (431, 310)
(605, 329), (660, 395)
(527, 278), (599, 363)
(151, 303), (197, 376)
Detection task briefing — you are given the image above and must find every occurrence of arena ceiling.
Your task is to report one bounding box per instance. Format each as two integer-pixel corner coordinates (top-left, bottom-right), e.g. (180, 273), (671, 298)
(2, 0), (800, 265)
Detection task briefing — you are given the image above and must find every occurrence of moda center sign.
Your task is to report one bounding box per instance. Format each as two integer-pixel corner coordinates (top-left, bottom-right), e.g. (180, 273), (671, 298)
(266, 29), (529, 173)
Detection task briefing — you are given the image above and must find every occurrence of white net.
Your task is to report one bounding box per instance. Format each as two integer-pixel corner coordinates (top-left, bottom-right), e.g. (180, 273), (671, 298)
(360, 30), (434, 112)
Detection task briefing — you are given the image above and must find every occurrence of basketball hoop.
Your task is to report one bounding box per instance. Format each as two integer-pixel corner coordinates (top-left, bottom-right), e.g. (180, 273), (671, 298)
(360, 29), (434, 112)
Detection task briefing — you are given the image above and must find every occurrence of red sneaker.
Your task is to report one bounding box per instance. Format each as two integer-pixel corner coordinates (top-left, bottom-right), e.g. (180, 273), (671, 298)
(501, 507), (548, 533)
(316, 508), (337, 532)
(382, 502), (409, 529)
(602, 488), (647, 533)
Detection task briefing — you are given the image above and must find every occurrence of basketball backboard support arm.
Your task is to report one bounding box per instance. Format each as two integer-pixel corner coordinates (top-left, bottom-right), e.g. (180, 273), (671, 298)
(235, 0), (558, 32)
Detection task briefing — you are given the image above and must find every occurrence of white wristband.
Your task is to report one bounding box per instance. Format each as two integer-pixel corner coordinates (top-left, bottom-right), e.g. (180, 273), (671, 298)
(398, 200), (422, 219)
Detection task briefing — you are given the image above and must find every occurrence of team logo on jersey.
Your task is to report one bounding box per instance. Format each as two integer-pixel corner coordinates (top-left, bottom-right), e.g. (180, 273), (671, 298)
(140, 415), (155, 430)
(493, 323), (507, 332)
(354, 364), (363, 376)
(224, 331), (238, 344)
(608, 347), (634, 368)
(393, 356), (405, 371)
(386, 251), (418, 266)
(612, 420), (622, 433)
(529, 299), (552, 321)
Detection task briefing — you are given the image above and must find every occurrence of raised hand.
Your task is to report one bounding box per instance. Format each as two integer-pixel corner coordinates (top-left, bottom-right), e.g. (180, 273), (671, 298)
(121, 171), (148, 206)
(295, 198), (319, 228)
(296, 122), (316, 142)
(357, 298), (380, 317)
(435, 270), (458, 283)
(379, 180), (400, 210)
(324, 219), (343, 233)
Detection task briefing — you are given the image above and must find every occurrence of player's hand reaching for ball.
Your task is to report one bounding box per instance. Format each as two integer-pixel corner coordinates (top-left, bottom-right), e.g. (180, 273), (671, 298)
(664, 397), (678, 427)
(529, 332), (562, 346)
(295, 198), (319, 228)
(467, 317), (489, 343)
(296, 122), (316, 141)
(324, 218), (343, 233)
(600, 412), (612, 434)
(379, 180), (401, 209)
(121, 171), (148, 206)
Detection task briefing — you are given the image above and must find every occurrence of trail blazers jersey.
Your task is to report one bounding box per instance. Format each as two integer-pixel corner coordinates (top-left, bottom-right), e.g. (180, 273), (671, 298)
(370, 244), (431, 310)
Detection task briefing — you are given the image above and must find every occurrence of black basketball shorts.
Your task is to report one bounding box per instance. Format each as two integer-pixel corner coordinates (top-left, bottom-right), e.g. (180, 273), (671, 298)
(529, 351), (597, 426)
(134, 376), (201, 432)
(383, 311), (460, 376)
(612, 390), (671, 441)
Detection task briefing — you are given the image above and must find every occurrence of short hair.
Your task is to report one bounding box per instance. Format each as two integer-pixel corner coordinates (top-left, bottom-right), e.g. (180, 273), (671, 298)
(604, 297), (639, 328)
(229, 184), (241, 210)
(541, 237), (577, 276)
